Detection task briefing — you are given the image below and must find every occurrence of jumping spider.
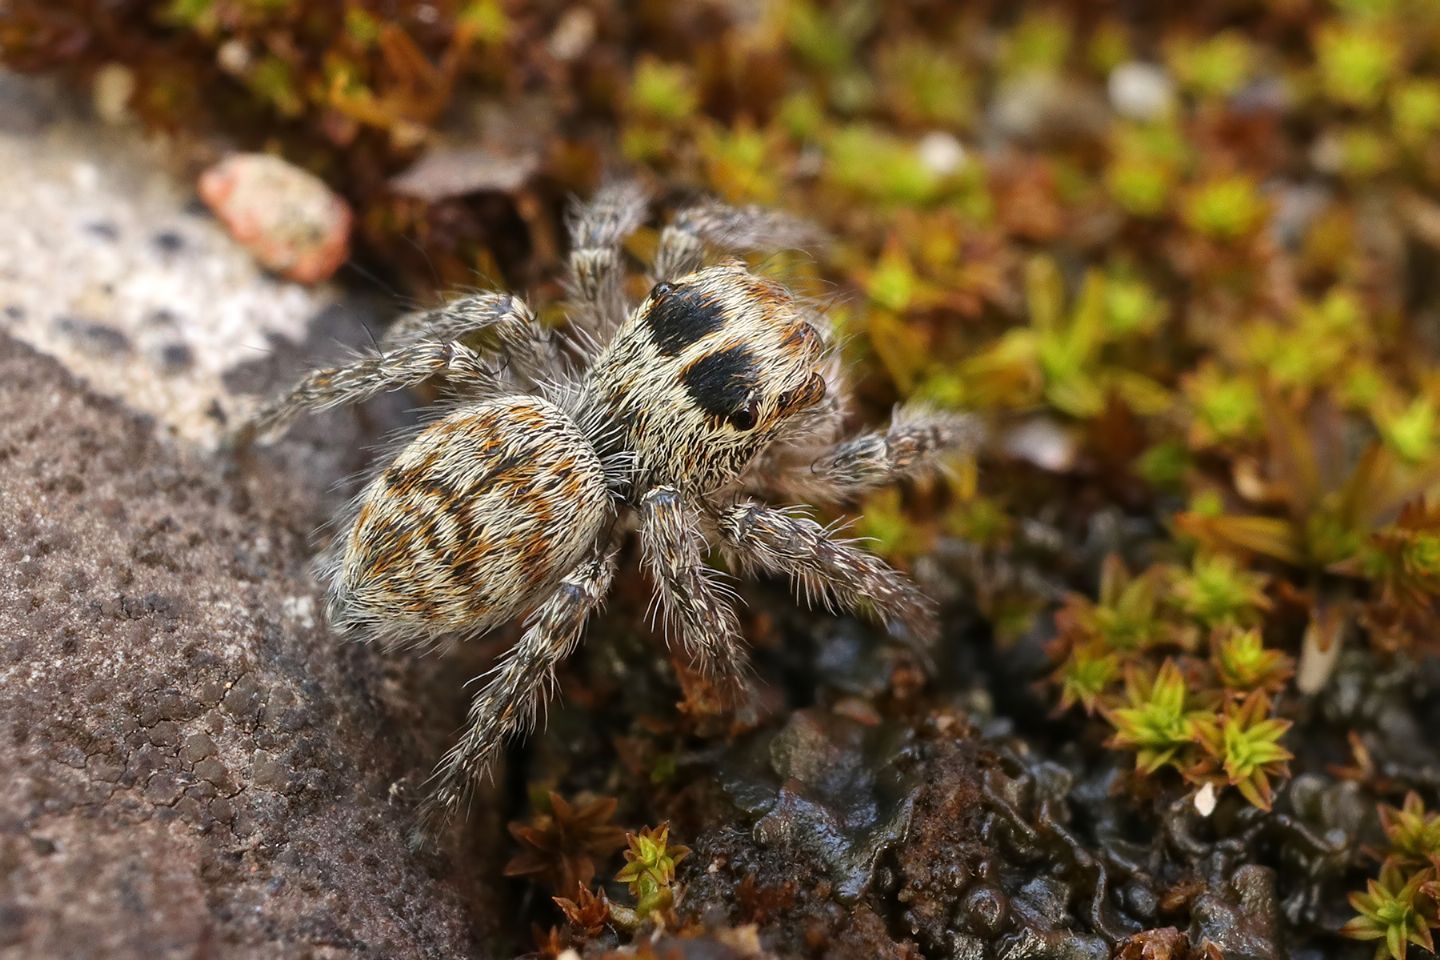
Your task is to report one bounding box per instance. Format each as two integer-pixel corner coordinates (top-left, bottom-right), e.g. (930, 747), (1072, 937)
(235, 183), (982, 840)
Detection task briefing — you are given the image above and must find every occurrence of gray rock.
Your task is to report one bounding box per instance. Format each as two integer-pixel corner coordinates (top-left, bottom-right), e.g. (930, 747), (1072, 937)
(0, 335), (506, 959)
(0, 73), (360, 448)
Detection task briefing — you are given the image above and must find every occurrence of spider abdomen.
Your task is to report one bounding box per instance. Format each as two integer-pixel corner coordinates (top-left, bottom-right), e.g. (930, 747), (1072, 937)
(329, 395), (611, 646)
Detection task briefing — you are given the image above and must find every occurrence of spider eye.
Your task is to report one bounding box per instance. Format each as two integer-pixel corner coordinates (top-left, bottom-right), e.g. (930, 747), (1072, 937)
(728, 399), (761, 431)
(650, 281), (673, 300)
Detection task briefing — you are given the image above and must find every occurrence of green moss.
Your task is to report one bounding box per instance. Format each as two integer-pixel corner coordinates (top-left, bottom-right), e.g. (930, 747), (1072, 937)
(1137, 440), (1191, 492)
(699, 121), (780, 204)
(1186, 365), (1262, 444)
(1106, 155), (1175, 218)
(1392, 79), (1440, 146)
(248, 55), (304, 118)
(777, 89), (826, 142)
(1055, 644), (1121, 714)
(1106, 660), (1208, 774)
(1316, 22), (1400, 110)
(344, 8), (380, 47)
(785, 0), (857, 72)
(630, 58), (700, 123)
(1342, 864), (1437, 960)
(1171, 553), (1270, 628)
(865, 244), (918, 312)
(1102, 273), (1165, 337)
(1002, 10), (1072, 75)
(878, 41), (974, 128)
(1192, 690), (1292, 810)
(1169, 31), (1255, 98)
(1336, 125), (1394, 179)
(825, 125), (943, 206)
(1182, 175), (1268, 241)
(1379, 398), (1438, 463)
(163, 0), (216, 30)
(1086, 21), (1132, 75)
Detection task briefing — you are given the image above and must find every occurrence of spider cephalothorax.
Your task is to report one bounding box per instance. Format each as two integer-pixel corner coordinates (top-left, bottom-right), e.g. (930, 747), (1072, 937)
(588, 261), (829, 494)
(235, 183), (982, 841)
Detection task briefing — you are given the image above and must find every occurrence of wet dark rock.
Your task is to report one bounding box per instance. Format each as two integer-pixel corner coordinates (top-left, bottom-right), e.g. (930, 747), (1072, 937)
(958, 883), (1010, 937)
(998, 927), (1110, 960)
(722, 709), (920, 903)
(1189, 865), (1281, 960)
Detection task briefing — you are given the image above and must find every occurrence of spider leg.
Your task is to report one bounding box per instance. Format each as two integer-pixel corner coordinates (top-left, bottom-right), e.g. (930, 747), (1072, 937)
(232, 340), (500, 447)
(714, 499), (939, 656)
(382, 291), (560, 385)
(764, 405), (985, 505)
(413, 548), (617, 846)
(654, 201), (823, 281)
(564, 180), (650, 346)
(638, 486), (750, 691)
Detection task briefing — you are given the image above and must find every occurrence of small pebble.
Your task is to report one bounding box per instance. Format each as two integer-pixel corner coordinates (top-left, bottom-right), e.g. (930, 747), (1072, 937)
(198, 153), (352, 284)
(917, 131), (967, 177)
(1108, 62), (1175, 122)
(91, 64), (136, 125)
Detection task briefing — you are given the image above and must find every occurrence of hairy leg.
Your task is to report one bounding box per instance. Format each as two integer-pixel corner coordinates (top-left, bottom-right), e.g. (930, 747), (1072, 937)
(414, 548), (617, 844)
(565, 180), (649, 345)
(382, 291), (559, 384)
(653, 201), (823, 281)
(639, 486), (749, 690)
(714, 499), (938, 653)
(233, 340), (500, 446)
(763, 405), (985, 505)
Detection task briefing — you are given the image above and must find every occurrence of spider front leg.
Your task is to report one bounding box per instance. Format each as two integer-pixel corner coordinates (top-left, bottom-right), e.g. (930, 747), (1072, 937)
(767, 405), (985, 506)
(231, 340), (500, 447)
(714, 499), (939, 655)
(382, 291), (560, 384)
(414, 548), (617, 845)
(653, 201), (823, 281)
(565, 180), (650, 345)
(639, 486), (750, 691)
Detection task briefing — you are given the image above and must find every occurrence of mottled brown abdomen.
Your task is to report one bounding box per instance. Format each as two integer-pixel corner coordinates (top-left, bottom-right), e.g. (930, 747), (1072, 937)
(329, 395), (611, 646)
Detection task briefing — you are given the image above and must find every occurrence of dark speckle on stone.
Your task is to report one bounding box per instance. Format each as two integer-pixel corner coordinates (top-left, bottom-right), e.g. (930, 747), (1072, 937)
(152, 230), (185, 253)
(157, 342), (194, 374)
(3, 305), (23, 323)
(51, 316), (133, 356)
(85, 221), (120, 242)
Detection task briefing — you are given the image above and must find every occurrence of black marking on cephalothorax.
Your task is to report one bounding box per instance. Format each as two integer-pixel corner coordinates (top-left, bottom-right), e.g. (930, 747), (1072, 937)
(680, 344), (758, 420)
(645, 285), (727, 356)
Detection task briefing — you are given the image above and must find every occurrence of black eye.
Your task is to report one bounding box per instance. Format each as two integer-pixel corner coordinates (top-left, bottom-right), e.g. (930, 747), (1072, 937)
(728, 398), (760, 431)
(650, 282), (673, 300)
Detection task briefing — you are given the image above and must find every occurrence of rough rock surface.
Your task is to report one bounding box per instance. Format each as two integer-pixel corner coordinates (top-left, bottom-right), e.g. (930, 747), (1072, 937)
(0, 333), (507, 957)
